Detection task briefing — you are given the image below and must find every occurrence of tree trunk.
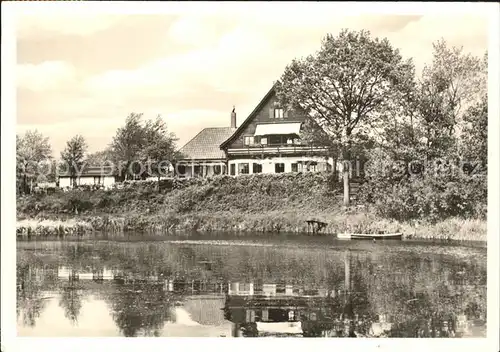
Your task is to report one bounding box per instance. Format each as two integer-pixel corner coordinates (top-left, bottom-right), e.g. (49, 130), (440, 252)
(23, 174), (28, 194)
(343, 140), (351, 207)
(332, 156), (337, 182)
(343, 161), (350, 207)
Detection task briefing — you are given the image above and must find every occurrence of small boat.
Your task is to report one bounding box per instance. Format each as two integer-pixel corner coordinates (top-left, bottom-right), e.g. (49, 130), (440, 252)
(337, 232), (403, 240)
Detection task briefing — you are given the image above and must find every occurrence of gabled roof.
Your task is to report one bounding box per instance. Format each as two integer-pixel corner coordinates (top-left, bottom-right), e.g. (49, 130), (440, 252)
(179, 127), (235, 161)
(220, 85), (277, 149)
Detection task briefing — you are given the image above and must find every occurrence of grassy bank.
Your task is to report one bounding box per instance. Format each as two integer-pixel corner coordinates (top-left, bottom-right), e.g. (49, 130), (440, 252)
(16, 218), (94, 238)
(16, 173), (487, 241)
(16, 211), (486, 242)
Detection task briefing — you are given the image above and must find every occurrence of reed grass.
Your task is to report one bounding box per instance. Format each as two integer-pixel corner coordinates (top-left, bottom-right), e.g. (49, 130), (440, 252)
(16, 218), (94, 238)
(16, 210), (487, 242)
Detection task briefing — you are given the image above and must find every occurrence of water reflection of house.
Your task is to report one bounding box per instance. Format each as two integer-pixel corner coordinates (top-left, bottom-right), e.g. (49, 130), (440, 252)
(57, 266), (115, 281)
(224, 281), (339, 337)
(228, 282), (332, 298)
(163, 278), (227, 296)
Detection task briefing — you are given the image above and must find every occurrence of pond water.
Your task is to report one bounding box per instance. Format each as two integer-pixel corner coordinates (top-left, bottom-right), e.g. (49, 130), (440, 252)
(16, 234), (487, 338)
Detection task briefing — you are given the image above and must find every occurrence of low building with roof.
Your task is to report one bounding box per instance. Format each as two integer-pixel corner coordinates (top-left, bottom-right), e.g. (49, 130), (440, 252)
(58, 165), (118, 188)
(176, 124), (236, 178)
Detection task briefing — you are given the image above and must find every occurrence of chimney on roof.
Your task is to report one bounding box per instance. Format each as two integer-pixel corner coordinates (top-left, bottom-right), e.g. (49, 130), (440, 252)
(231, 105), (237, 129)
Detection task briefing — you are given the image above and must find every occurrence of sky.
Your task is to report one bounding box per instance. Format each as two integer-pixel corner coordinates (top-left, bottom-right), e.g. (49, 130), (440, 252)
(15, 3), (490, 158)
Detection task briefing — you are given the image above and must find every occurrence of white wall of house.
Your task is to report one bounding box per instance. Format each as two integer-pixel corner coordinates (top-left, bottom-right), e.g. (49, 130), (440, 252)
(228, 282), (254, 296)
(102, 176), (116, 187)
(59, 177), (72, 188)
(79, 177), (97, 186)
(228, 156), (339, 176)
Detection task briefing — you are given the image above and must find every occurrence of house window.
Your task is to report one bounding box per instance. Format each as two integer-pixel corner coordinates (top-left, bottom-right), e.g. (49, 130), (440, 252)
(194, 165), (202, 176)
(214, 165), (222, 175)
(260, 137), (268, 145)
(307, 162), (318, 172)
(244, 136), (255, 146)
(262, 309), (269, 322)
(300, 162), (317, 172)
(239, 163), (249, 175)
(291, 163), (298, 172)
(274, 108), (284, 119)
(269, 135), (281, 145)
(276, 284), (286, 294)
(253, 163), (262, 174)
(230, 164), (236, 176)
(254, 310), (263, 322)
(177, 164), (186, 175)
(275, 163), (285, 173)
(240, 283), (251, 292)
(93, 176), (101, 185)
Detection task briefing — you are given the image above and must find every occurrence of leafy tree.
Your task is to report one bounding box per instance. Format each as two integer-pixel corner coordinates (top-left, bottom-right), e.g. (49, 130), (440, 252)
(34, 159), (58, 185)
(300, 118), (343, 181)
(276, 29), (415, 205)
(16, 135), (25, 194)
(85, 149), (113, 166)
(109, 113), (147, 180)
(361, 41), (488, 220)
(109, 113), (181, 181)
(422, 39), (485, 130)
(141, 115), (181, 182)
(460, 94), (487, 171)
(16, 130), (53, 194)
(415, 40), (486, 161)
(60, 135), (88, 188)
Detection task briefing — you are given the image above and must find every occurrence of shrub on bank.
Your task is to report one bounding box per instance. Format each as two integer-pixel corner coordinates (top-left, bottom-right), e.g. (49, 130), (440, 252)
(16, 171), (487, 241)
(359, 165), (487, 222)
(17, 172), (342, 218)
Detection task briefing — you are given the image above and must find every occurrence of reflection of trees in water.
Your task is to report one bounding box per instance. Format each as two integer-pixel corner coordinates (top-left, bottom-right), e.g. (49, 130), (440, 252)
(18, 241), (487, 338)
(58, 275), (84, 326)
(64, 244), (96, 267)
(17, 287), (47, 328)
(105, 283), (173, 337)
(227, 249), (486, 338)
(356, 253), (487, 337)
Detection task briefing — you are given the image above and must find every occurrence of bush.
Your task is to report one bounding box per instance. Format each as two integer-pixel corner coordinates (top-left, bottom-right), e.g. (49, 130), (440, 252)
(360, 165), (487, 222)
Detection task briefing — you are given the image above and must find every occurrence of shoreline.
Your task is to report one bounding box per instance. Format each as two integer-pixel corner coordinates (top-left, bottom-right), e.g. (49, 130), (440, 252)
(16, 173), (487, 243)
(16, 212), (487, 243)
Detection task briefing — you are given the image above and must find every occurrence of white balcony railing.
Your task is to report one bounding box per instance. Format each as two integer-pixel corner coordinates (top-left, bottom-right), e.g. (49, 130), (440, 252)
(227, 144), (330, 156)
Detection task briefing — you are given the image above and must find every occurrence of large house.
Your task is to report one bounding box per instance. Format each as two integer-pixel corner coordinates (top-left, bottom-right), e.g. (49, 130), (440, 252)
(176, 85), (337, 177)
(58, 165), (118, 189)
